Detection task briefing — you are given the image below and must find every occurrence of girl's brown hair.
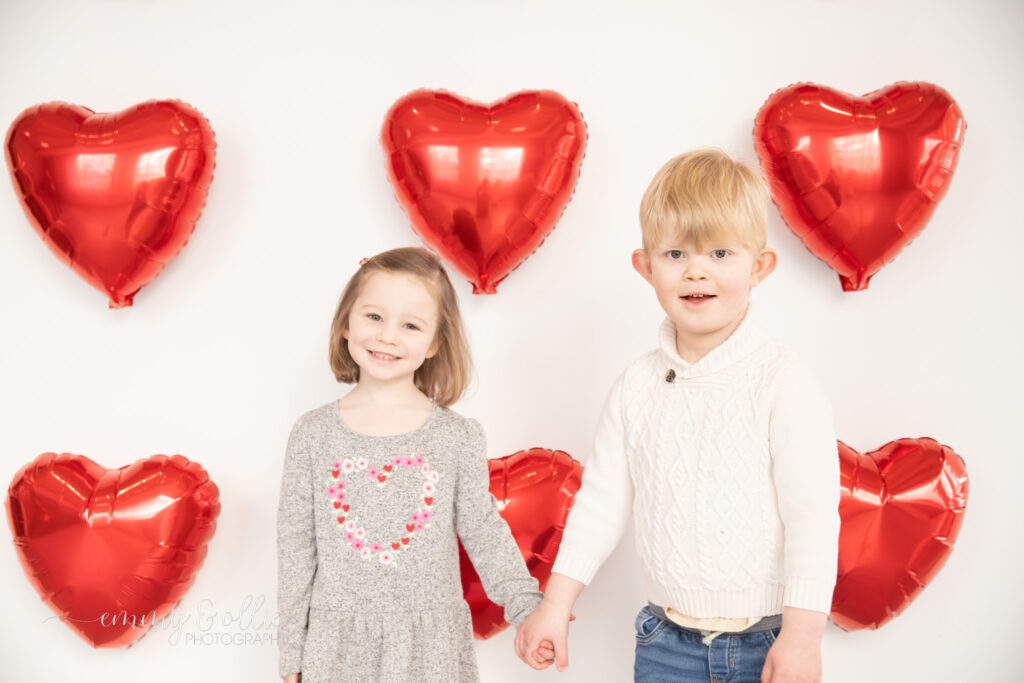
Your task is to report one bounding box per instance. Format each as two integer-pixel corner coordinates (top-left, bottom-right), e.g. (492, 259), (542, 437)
(328, 247), (472, 408)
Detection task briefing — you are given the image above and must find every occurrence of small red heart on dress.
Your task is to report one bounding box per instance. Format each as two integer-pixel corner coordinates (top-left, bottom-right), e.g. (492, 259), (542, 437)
(378, 475), (387, 483)
(383, 465), (393, 472)
(402, 537), (410, 545)
(332, 470), (339, 478)
(406, 523), (415, 532)
(333, 502), (341, 509)
(392, 542), (400, 550)
(342, 505), (350, 512)
(424, 497), (433, 506)
(337, 516), (345, 524)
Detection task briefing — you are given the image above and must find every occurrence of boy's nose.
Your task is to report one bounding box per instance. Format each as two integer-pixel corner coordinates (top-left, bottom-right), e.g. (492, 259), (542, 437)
(683, 265), (708, 280)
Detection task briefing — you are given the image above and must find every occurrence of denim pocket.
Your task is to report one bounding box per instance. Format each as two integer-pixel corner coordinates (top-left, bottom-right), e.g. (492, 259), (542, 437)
(634, 606), (667, 644)
(762, 627), (781, 647)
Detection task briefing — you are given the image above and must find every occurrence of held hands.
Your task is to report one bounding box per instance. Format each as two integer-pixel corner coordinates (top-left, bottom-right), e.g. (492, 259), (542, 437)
(514, 599), (573, 671)
(760, 607), (826, 683)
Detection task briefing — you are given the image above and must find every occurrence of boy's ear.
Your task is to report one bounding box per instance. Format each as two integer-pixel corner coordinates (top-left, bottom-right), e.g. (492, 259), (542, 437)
(750, 247), (778, 286)
(632, 249), (654, 285)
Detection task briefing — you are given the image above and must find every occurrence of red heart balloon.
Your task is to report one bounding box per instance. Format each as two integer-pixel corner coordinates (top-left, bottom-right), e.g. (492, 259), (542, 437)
(831, 438), (968, 630)
(383, 90), (586, 294)
(458, 448), (582, 639)
(5, 100), (216, 307)
(754, 82), (965, 291)
(5, 453), (220, 647)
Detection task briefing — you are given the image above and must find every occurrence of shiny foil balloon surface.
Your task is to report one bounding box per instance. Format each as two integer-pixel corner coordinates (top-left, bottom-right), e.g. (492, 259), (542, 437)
(5, 100), (216, 307)
(831, 438), (968, 631)
(459, 448), (582, 639)
(754, 82), (965, 291)
(5, 453), (220, 647)
(383, 90), (586, 294)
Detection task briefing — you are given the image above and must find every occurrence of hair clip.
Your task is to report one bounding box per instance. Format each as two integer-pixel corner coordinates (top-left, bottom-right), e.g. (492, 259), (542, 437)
(358, 257), (369, 267)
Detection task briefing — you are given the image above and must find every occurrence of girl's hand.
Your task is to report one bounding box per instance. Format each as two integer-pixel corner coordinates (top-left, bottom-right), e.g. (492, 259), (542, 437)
(760, 607), (826, 683)
(514, 573), (584, 671)
(282, 674), (300, 683)
(515, 600), (572, 671)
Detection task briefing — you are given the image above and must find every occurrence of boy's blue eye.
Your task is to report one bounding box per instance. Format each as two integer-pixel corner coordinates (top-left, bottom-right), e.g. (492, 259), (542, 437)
(712, 249), (728, 259)
(667, 250), (683, 259)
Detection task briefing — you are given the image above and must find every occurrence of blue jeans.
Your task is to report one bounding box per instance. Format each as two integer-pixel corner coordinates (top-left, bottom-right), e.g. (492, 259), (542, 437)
(633, 605), (779, 683)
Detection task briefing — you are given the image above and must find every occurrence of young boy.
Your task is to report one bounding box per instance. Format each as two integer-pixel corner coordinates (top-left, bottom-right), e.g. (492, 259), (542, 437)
(515, 149), (840, 682)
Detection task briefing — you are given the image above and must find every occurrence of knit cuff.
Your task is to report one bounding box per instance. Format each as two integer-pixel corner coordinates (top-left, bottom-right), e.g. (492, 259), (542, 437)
(782, 576), (836, 614)
(277, 618), (307, 677)
(505, 590), (544, 628)
(550, 547), (601, 586)
(279, 653), (303, 678)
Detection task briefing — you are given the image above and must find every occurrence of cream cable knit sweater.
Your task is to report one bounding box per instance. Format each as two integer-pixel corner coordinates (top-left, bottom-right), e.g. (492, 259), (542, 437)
(551, 315), (840, 617)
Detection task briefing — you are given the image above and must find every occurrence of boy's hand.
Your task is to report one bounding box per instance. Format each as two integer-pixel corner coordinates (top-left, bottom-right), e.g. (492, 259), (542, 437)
(761, 630), (821, 683)
(514, 599), (572, 671)
(761, 607), (826, 683)
(282, 674), (299, 683)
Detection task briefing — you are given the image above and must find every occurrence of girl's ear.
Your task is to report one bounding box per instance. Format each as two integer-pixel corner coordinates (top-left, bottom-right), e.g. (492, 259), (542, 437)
(750, 247), (778, 286)
(632, 249), (654, 285)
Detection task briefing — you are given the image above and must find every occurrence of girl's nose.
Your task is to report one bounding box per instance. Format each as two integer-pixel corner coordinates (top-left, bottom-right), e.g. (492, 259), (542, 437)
(376, 324), (399, 343)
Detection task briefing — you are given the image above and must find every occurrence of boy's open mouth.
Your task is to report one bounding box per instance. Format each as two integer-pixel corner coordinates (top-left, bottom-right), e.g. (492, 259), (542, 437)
(681, 293), (715, 302)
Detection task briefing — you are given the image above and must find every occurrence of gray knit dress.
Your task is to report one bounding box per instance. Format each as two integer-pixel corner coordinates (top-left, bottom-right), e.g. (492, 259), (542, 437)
(277, 401), (542, 682)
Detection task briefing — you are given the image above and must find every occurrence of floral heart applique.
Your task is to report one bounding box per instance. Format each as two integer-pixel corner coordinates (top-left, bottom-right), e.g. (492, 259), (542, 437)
(326, 453), (439, 566)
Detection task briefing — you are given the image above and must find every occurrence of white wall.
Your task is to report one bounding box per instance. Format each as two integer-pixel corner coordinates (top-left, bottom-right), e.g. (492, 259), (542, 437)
(1, 1), (1021, 681)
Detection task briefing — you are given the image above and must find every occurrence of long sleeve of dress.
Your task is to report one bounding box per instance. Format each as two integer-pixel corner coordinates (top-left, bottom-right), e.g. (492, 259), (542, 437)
(454, 419), (542, 628)
(276, 418), (318, 676)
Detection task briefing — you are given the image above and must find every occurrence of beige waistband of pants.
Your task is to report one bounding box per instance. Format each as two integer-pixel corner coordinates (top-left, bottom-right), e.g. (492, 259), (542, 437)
(664, 608), (763, 645)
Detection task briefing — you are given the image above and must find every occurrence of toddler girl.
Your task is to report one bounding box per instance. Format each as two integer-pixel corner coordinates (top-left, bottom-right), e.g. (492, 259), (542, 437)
(277, 247), (541, 682)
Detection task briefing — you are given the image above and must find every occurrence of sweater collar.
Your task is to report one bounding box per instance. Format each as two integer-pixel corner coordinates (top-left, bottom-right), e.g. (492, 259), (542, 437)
(657, 306), (769, 379)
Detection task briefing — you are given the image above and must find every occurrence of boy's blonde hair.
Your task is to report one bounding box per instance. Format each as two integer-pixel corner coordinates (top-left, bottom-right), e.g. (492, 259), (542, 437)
(328, 247), (472, 408)
(639, 148), (770, 253)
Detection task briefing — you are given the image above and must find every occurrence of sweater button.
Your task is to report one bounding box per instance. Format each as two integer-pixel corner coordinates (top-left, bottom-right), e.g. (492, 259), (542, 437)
(665, 369), (676, 383)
